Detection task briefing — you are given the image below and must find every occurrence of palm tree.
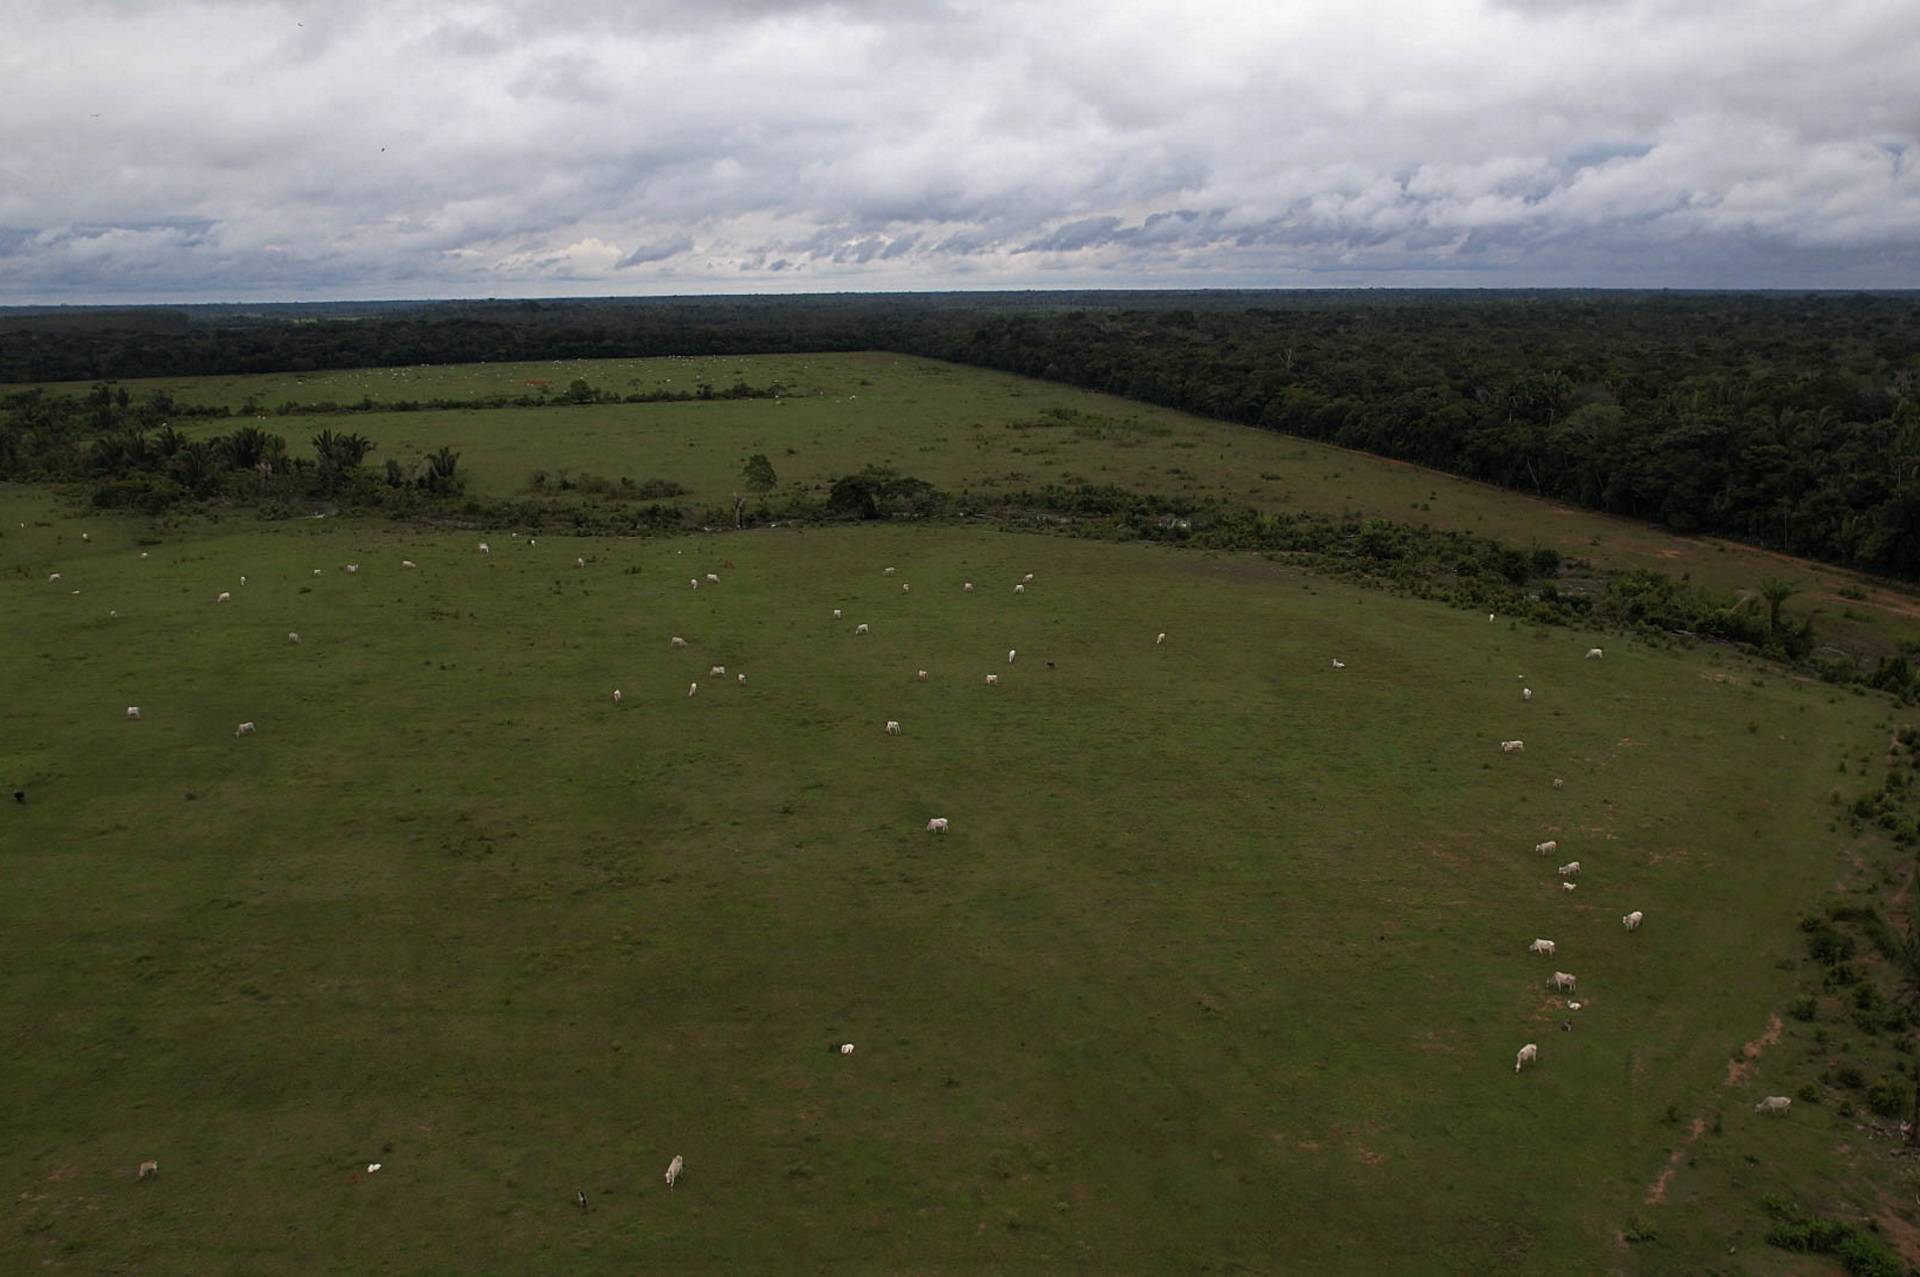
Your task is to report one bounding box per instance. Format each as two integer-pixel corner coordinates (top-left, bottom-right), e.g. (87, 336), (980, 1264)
(1758, 577), (1798, 637)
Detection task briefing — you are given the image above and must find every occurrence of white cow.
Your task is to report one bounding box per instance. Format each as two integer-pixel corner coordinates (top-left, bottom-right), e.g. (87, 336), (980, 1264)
(48, 573), (60, 581)
(839, 1043), (855, 1055)
(917, 669), (928, 681)
(690, 579), (699, 590)
(1622, 911), (1644, 931)
(217, 591), (231, 603)
(288, 632), (301, 644)
(1535, 840), (1559, 855)
(706, 573), (720, 584)
(883, 567), (896, 576)
(926, 818), (949, 833)
(575, 557), (585, 568)
(885, 721), (902, 735)
(1558, 861), (1581, 877)
(671, 636), (687, 649)
(985, 674), (999, 685)
(612, 689), (622, 704)
(138, 1160), (158, 1180)
(81, 532), (89, 542)
(1550, 972), (1577, 993)
(478, 542), (490, 554)
(1522, 688), (1532, 701)
(235, 721), (256, 737)
(1500, 740), (1524, 753)
(1585, 648), (1603, 659)
(1331, 659), (1346, 670)
(312, 569), (321, 576)
(963, 582), (974, 592)
(737, 674), (746, 684)
(833, 609), (843, 620)
(141, 552), (149, 559)
(1754, 1096), (1792, 1115)
(1561, 882), (1577, 893)
(855, 623), (870, 635)
(346, 564), (360, 574)
(710, 666), (726, 676)
(1156, 632), (1166, 645)
(1007, 649), (1016, 665)
(1528, 938), (1556, 956)
(239, 576), (246, 586)
(126, 706), (141, 721)
(665, 1154), (684, 1188)
(688, 682), (698, 697)
(402, 560), (416, 568)
(1488, 613), (1495, 622)
(1014, 584), (1025, 594)
(1552, 778), (1565, 790)
(1022, 573), (1034, 583)
(1515, 1043), (1538, 1073)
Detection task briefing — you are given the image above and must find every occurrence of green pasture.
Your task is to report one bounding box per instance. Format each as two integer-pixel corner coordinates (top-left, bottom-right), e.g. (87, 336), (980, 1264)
(1, 482), (1909, 1273)
(27, 352), (1916, 662)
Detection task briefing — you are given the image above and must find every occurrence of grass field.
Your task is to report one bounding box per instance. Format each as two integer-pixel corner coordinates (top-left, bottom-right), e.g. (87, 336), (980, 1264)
(22, 353), (1920, 663)
(4, 466), (1916, 1273)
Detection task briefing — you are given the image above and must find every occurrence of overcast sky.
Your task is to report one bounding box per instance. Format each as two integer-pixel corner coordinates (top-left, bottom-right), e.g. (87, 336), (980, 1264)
(1, 0), (1916, 302)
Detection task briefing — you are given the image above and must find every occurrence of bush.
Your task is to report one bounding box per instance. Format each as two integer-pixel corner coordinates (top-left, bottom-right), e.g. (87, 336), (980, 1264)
(1763, 1196), (1905, 1277)
(1787, 995), (1818, 1022)
(1867, 1078), (1905, 1118)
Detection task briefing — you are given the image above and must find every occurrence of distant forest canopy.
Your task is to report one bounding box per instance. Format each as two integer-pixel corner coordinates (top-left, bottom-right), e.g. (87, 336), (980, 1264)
(3, 290), (1918, 577)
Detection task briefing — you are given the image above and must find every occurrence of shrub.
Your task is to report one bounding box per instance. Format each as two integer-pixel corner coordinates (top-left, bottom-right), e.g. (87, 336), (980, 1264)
(1787, 994), (1818, 1022)
(1867, 1079), (1904, 1118)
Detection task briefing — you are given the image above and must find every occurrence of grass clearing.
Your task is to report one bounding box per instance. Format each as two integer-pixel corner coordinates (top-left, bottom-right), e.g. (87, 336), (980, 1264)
(2, 475), (1911, 1272)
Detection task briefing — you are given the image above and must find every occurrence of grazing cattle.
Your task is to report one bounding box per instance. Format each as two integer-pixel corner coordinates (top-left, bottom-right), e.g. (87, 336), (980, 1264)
(985, 674), (999, 685)
(346, 564), (360, 574)
(402, 560), (416, 568)
(1558, 861), (1581, 877)
(926, 818), (949, 833)
(833, 609), (843, 620)
(612, 689), (622, 704)
(710, 666), (726, 676)
(1623, 911), (1644, 931)
(1023, 573), (1034, 583)
(1014, 584), (1025, 594)
(48, 573), (60, 581)
(1528, 938), (1556, 956)
(1755, 1096), (1792, 1115)
(1585, 648), (1603, 659)
(670, 636), (687, 649)
(706, 573), (720, 584)
(1156, 632), (1166, 645)
(81, 532), (89, 542)
(288, 632), (301, 644)
(688, 683), (698, 698)
(575, 557), (585, 568)
(235, 721), (256, 737)
(1500, 740), (1524, 753)
(1007, 649), (1016, 664)
(1488, 613), (1495, 622)
(1550, 972), (1576, 992)
(1535, 840), (1558, 855)
(1331, 659), (1346, 670)
(901, 583), (910, 593)
(1552, 778), (1565, 790)
(855, 623), (870, 635)
(313, 569), (322, 576)
(885, 721), (902, 735)
(1522, 687), (1532, 701)
(138, 1160), (158, 1181)
(883, 567), (896, 576)
(666, 1154), (684, 1188)
(1515, 1043), (1537, 1073)
(1561, 882), (1577, 892)
(1567, 1001), (1582, 1011)
(737, 673), (746, 684)
(963, 582), (974, 592)
(479, 542), (490, 554)
(690, 579), (699, 590)
(917, 669), (928, 681)
(839, 1043), (855, 1055)
(239, 576), (246, 586)
(141, 552), (149, 559)
(126, 706), (141, 720)
(217, 591), (231, 603)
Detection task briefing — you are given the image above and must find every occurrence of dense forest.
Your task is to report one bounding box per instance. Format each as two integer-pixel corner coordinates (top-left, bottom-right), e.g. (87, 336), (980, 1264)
(3, 290), (1918, 576)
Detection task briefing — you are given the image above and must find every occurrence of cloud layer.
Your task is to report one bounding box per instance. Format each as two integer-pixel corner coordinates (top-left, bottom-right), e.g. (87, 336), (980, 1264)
(2, 0), (1916, 300)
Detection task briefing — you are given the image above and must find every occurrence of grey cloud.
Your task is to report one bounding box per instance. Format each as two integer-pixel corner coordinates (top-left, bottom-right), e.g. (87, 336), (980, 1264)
(0, 0), (1916, 299)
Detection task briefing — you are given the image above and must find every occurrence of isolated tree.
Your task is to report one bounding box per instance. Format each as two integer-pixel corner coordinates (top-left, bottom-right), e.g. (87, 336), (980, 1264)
(1894, 914), (1920, 1145)
(1758, 577), (1799, 637)
(421, 446), (462, 493)
(742, 453), (777, 493)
